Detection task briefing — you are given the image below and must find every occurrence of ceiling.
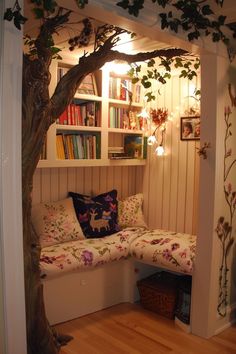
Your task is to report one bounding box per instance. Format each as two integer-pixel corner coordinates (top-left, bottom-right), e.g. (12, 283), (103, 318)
(23, 0), (236, 61)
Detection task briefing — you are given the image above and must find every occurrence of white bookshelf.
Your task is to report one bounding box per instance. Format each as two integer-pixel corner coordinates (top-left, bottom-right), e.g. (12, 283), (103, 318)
(38, 61), (146, 168)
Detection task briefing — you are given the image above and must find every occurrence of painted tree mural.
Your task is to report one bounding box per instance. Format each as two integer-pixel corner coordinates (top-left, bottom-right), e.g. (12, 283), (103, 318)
(216, 89), (236, 317)
(3, 0), (236, 353)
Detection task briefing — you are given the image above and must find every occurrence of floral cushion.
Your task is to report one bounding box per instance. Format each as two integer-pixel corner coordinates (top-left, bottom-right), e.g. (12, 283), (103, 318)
(69, 190), (120, 238)
(32, 198), (85, 248)
(129, 229), (196, 275)
(118, 193), (147, 229)
(40, 228), (143, 279)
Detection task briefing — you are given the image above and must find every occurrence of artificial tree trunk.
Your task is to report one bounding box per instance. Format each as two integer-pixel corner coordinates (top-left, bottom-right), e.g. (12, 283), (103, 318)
(21, 17), (187, 352)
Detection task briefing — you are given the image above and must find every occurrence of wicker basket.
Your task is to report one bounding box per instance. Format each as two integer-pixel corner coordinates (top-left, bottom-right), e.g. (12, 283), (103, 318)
(137, 272), (179, 319)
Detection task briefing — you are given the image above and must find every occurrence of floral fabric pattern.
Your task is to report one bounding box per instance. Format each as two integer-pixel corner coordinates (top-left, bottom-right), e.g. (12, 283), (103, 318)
(40, 227), (196, 279)
(130, 229), (196, 274)
(40, 227), (144, 279)
(32, 198), (85, 248)
(118, 193), (147, 229)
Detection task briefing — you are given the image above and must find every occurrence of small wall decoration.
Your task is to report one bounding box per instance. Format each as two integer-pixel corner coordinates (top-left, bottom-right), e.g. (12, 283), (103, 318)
(180, 116), (200, 140)
(77, 73), (97, 95)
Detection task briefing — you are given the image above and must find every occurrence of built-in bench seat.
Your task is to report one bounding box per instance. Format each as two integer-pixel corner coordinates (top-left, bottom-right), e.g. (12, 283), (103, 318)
(33, 193), (196, 325)
(40, 227), (145, 279)
(40, 227), (196, 279)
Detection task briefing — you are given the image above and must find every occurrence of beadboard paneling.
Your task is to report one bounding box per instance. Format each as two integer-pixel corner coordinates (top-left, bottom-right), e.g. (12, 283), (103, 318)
(32, 166), (144, 204)
(143, 75), (200, 235)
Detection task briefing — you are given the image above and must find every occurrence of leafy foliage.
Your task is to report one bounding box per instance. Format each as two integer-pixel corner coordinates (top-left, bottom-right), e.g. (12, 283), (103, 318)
(128, 55), (200, 101)
(117, 0), (231, 46)
(68, 18), (93, 51)
(4, 0), (27, 30)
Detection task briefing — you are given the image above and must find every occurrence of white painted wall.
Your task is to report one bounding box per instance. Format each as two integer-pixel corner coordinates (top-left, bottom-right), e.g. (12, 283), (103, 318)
(143, 75), (200, 235)
(191, 53), (236, 338)
(0, 1), (27, 353)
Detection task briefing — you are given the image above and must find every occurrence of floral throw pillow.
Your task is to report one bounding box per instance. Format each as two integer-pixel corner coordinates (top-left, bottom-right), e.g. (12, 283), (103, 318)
(118, 193), (147, 229)
(32, 197), (85, 248)
(69, 190), (120, 238)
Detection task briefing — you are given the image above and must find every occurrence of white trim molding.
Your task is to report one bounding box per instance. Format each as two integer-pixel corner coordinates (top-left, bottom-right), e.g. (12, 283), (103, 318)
(0, 1), (27, 353)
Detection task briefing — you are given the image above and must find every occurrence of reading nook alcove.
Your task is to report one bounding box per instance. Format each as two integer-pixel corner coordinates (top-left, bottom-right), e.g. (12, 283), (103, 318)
(29, 0), (236, 342)
(1, 1), (236, 353)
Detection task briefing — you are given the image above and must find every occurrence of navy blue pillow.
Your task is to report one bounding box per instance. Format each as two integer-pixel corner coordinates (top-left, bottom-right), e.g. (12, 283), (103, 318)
(69, 190), (120, 238)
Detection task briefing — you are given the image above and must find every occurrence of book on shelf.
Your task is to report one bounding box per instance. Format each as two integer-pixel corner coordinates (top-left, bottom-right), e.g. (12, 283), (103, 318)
(77, 73), (98, 95)
(58, 67), (98, 96)
(124, 135), (143, 158)
(57, 100), (101, 127)
(109, 106), (141, 130)
(109, 76), (142, 103)
(108, 146), (132, 159)
(56, 132), (101, 160)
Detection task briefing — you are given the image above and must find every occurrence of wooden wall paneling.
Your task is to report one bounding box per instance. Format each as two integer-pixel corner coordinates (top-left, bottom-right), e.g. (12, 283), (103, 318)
(41, 168), (51, 202)
(142, 148), (151, 226)
(184, 143), (196, 234)
(134, 166), (144, 194)
(84, 167), (93, 195)
(161, 80), (172, 230)
(75, 167), (85, 193)
(147, 150), (164, 229)
(192, 141), (200, 235)
(99, 166), (108, 194)
(113, 167), (122, 198)
(91, 167), (100, 195)
(127, 166), (134, 196)
(176, 78), (189, 233)
(106, 166), (114, 192)
(67, 168), (77, 194)
(50, 168), (59, 202)
(58, 168), (68, 200)
(121, 167), (129, 198)
(166, 76), (180, 231)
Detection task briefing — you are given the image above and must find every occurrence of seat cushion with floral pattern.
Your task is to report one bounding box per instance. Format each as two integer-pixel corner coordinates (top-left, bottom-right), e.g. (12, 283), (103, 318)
(129, 229), (196, 275)
(40, 227), (144, 279)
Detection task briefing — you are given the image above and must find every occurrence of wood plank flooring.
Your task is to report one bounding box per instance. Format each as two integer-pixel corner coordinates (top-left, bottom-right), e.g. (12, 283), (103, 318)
(56, 303), (236, 354)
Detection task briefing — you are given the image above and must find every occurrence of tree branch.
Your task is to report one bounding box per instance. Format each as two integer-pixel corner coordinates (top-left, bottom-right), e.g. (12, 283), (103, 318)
(50, 46), (188, 119)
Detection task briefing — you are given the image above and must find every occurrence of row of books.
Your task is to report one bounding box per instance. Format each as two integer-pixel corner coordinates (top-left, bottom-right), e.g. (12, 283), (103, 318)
(58, 67), (98, 96)
(56, 133), (101, 160)
(108, 135), (147, 160)
(109, 107), (142, 130)
(109, 76), (141, 103)
(56, 100), (101, 127)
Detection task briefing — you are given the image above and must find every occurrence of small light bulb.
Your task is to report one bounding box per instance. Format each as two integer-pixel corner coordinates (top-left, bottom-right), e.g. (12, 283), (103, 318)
(147, 135), (157, 146)
(155, 145), (165, 156)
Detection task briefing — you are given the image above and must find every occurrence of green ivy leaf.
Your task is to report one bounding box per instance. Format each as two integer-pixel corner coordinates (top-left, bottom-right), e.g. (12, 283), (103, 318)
(31, 0), (43, 5)
(43, 0), (57, 12)
(147, 59), (155, 67)
(131, 77), (139, 84)
(218, 15), (226, 25)
(145, 92), (155, 102)
(4, 8), (14, 21)
(33, 7), (44, 19)
(202, 5), (213, 16)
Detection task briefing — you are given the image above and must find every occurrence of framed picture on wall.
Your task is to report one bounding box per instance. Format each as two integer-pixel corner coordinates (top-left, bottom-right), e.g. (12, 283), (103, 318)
(77, 73), (98, 95)
(180, 116), (200, 140)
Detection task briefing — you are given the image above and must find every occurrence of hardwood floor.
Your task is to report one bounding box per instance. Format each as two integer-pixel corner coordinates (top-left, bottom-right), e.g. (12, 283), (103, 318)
(56, 303), (236, 354)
